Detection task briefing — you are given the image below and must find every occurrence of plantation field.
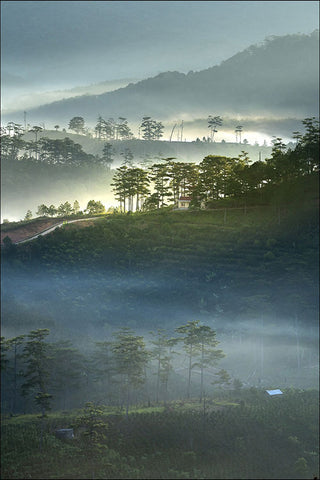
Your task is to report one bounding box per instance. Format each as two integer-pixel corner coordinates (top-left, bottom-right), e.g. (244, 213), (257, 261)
(1, 389), (318, 479)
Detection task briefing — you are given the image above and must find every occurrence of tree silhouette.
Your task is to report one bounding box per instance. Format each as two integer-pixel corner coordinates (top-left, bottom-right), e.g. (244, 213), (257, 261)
(207, 116), (223, 142)
(235, 125), (243, 144)
(68, 116), (85, 134)
(111, 327), (149, 417)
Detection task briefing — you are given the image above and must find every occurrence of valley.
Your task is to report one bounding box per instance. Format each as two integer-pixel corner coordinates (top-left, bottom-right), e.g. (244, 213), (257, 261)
(1, 4), (319, 477)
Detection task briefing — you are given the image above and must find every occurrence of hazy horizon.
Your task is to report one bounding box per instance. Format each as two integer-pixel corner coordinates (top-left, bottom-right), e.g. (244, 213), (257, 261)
(1, 1), (319, 113)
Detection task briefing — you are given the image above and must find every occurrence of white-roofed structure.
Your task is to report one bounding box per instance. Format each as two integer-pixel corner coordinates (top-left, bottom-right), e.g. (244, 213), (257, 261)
(266, 389), (283, 396)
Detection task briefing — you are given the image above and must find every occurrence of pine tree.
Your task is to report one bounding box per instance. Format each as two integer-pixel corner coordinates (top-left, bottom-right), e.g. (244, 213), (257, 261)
(111, 327), (150, 417)
(68, 116), (85, 134)
(21, 329), (52, 450)
(73, 200), (80, 214)
(175, 321), (225, 400)
(149, 329), (178, 403)
(102, 142), (114, 169)
(24, 210), (33, 221)
(21, 329), (52, 417)
(6, 335), (26, 413)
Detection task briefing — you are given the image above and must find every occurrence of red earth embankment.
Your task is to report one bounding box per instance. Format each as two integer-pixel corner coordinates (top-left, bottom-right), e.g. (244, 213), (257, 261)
(1, 219), (61, 244)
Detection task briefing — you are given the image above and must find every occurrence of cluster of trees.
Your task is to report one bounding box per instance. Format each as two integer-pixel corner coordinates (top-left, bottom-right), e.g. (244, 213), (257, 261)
(93, 116), (133, 140)
(36, 137), (95, 166)
(68, 116), (87, 135)
(1, 125), (95, 166)
(207, 115), (223, 141)
(1, 322), (228, 416)
(68, 115), (164, 141)
(0, 121), (163, 171)
(31, 199), (106, 219)
(111, 165), (151, 211)
(0, 124), (114, 168)
(110, 118), (319, 212)
(35, 200), (80, 218)
(139, 116), (164, 140)
(19, 114), (246, 144)
(70, 114), (237, 143)
(68, 115), (133, 139)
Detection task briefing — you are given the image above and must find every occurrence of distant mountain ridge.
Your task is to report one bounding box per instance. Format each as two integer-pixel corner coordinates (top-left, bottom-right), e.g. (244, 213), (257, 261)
(4, 31), (319, 127)
(1, 77), (141, 115)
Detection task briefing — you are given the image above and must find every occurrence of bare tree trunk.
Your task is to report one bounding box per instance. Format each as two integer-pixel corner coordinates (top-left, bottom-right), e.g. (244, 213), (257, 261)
(260, 315), (264, 381)
(200, 344), (204, 403)
(39, 410), (45, 451)
(13, 344), (17, 413)
(187, 347), (193, 399)
(126, 378), (130, 419)
(295, 315), (301, 370)
(156, 356), (160, 403)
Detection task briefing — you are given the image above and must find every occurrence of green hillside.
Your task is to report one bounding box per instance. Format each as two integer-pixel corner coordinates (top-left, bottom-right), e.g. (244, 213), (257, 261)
(1, 146), (319, 480)
(2, 185), (318, 333)
(1, 119), (319, 414)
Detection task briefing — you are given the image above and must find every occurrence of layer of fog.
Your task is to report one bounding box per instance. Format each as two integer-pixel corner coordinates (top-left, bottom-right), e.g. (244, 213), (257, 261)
(1, 185), (115, 223)
(2, 128), (275, 221)
(3, 113), (303, 145)
(2, 271), (318, 391)
(1, 77), (141, 115)
(3, 31), (318, 129)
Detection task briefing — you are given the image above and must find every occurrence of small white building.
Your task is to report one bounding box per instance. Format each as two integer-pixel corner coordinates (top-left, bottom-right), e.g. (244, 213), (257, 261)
(177, 196), (192, 209)
(266, 389), (283, 396)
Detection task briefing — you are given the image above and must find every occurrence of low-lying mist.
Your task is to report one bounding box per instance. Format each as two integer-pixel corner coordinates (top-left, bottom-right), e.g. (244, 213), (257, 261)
(1, 162), (114, 222)
(2, 269), (318, 391)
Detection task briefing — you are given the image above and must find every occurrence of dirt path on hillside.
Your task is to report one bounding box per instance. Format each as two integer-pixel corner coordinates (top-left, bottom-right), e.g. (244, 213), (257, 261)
(1, 217), (101, 244)
(1, 219), (62, 244)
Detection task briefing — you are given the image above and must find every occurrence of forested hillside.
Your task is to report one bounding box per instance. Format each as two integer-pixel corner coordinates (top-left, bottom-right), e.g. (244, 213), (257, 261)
(2, 118), (318, 337)
(1, 131), (114, 221)
(2, 3), (319, 479)
(1, 115), (319, 480)
(5, 31), (319, 125)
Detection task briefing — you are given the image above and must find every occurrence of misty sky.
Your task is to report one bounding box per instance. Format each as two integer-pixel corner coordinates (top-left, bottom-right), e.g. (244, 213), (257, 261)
(1, 1), (319, 112)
